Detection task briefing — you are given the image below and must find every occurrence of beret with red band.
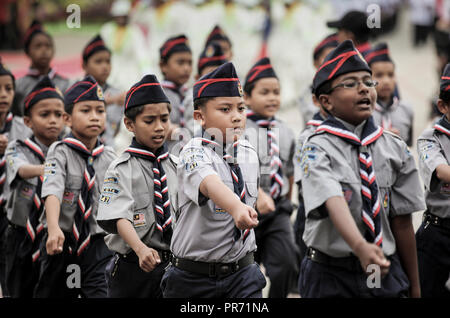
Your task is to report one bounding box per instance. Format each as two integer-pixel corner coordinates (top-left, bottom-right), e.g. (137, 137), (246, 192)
(124, 74), (170, 111)
(24, 20), (50, 53)
(440, 63), (450, 92)
(24, 76), (63, 111)
(82, 34), (110, 62)
(365, 42), (393, 66)
(313, 33), (339, 62)
(244, 57), (277, 93)
(159, 34), (191, 60)
(197, 42), (227, 75)
(193, 62), (243, 102)
(64, 75), (105, 110)
(312, 40), (371, 94)
(205, 25), (231, 46)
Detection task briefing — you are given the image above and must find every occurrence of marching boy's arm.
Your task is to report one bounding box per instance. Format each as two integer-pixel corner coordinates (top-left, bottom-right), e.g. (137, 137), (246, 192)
(18, 164), (44, 179)
(45, 195), (65, 255)
(325, 196), (391, 276)
(200, 174), (259, 230)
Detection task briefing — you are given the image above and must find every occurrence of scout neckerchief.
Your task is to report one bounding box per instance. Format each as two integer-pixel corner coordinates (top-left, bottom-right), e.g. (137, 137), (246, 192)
(374, 96), (399, 130)
(0, 112), (14, 206)
(306, 112), (325, 128)
(316, 116), (384, 246)
(161, 80), (188, 128)
(26, 67), (57, 80)
(125, 138), (173, 243)
(62, 134), (104, 256)
(17, 136), (45, 262)
(196, 131), (250, 242)
(433, 115), (450, 137)
(247, 111), (283, 199)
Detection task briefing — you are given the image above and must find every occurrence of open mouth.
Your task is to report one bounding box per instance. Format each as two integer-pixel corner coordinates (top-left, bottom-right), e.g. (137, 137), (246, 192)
(357, 98), (371, 106)
(152, 135), (164, 142)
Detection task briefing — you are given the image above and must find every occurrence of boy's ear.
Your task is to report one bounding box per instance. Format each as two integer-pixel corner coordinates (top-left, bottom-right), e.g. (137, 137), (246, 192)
(82, 61), (87, 72)
(23, 115), (32, 129)
(193, 109), (205, 125)
(63, 112), (72, 128)
(243, 91), (251, 105)
(318, 94), (333, 113)
(123, 117), (135, 133)
(437, 99), (450, 115)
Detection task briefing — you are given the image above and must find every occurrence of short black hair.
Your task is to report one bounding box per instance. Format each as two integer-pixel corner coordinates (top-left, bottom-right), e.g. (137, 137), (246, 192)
(124, 102), (171, 121)
(243, 81), (256, 96)
(314, 80), (332, 99)
(65, 103), (74, 115)
(439, 89), (450, 104)
(194, 97), (216, 110)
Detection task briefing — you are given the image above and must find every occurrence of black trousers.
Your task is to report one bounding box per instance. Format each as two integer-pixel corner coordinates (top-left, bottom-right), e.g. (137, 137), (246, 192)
(298, 252), (409, 298)
(254, 198), (300, 298)
(33, 232), (113, 298)
(161, 263), (266, 298)
(105, 252), (169, 298)
(293, 198), (307, 263)
(0, 210), (8, 297)
(416, 222), (450, 298)
(5, 224), (43, 298)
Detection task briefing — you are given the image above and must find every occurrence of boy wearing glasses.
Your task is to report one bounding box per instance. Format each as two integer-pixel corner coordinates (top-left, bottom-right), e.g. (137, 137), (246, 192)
(297, 40), (425, 298)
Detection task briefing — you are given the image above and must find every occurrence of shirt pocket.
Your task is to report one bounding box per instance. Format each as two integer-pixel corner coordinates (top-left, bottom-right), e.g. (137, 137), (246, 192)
(9, 180), (35, 226)
(245, 182), (258, 209)
(61, 174), (82, 211)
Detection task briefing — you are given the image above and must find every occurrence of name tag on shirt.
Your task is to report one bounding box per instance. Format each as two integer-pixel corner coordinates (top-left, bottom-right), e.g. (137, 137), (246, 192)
(133, 213), (146, 227)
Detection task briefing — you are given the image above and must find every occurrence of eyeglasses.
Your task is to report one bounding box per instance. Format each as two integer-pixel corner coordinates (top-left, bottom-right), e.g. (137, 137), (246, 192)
(327, 79), (378, 93)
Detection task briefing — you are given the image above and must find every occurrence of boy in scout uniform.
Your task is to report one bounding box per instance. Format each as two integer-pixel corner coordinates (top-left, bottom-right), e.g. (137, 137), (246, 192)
(415, 63), (450, 297)
(97, 74), (178, 298)
(159, 34), (193, 153)
(0, 61), (32, 296)
(4, 76), (65, 297)
(34, 76), (117, 298)
(82, 34), (126, 148)
(298, 40), (426, 298)
(13, 20), (70, 117)
(243, 57), (298, 298)
(161, 62), (266, 298)
(366, 42), (415, 146)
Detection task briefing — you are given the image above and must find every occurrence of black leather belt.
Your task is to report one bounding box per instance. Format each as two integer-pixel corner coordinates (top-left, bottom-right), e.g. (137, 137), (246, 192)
(306, 247), (362, 271)
(423, 211), (450, 230)
(172, 252), (254, 278)
(119, 249), (172, 263)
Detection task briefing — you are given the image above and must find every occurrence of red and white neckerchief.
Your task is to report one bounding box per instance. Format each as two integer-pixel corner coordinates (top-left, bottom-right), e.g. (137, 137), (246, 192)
(374, 96), (400, 130)
(62, 135), (104, 256)
(125, 139), (172, 241)
(316, 116), (384, 246)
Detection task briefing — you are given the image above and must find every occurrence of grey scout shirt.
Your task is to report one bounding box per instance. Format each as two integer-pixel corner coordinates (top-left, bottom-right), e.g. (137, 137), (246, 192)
(417, 127), (450, 218)
(372, 97), (414, 146)
(41, 140), (117, 235)
(300, 119), (426, 257)
(171, 137), (259, 263)
(5, 137), (48, 227)
(97, 151), (178, 255)
(244, 118), (295, 198)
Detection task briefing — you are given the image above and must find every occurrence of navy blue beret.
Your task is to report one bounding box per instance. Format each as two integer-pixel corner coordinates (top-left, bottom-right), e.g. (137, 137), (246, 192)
(125, 74), (170, 111)
(365, 42), (393, 66)
(244, 57), (277, 92)
(160, 34), (191, 60)
(82, 34), (110, 62)
(197, 42), (227, 75)
(193, 62), (243, 101)
(24, 76), (64, 111)
(313, 33), (339, 62)
(24, 20), (50, 53)
(64, 75), (105, 109)
(312, 40), (371, 93)
(440, 63), (450, 92)
(205, 25), (231, 46)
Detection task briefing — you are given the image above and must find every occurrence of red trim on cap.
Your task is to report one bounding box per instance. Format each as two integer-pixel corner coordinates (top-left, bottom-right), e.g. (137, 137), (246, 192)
(317, 51), (358, 80)
(125, 83), (161, 109)
(445, 84), (450, 91)
(198, 55), (227, 69)
(314, 35), (338, 54)
(24, 87), (57, 109)
(161, 38), (187, 57)
(73, 82), (98, 103)
(441, 76), (450, 80)
(365, 49), (389, 64)
(356, 42), (371, 54)
(248, 64), (272, 82)
(65, 80), (95, 94)
(195, 78), (239, 98)
(83, 40), (106, 58)
(24, 24), (42, 43)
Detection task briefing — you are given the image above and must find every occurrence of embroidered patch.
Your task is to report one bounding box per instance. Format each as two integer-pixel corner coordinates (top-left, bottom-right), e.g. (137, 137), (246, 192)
(62, 191), (75, 204)
(99, 194), (111, 204)
(102, 187), (120, 195)
(214, 204), (226, 214)
(133, 213), (146, 227)
(103, 177), (118, 184)
(420, 153), (429, 162)
(44, 162), (56, 176)
(383, 192), (389, 209)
